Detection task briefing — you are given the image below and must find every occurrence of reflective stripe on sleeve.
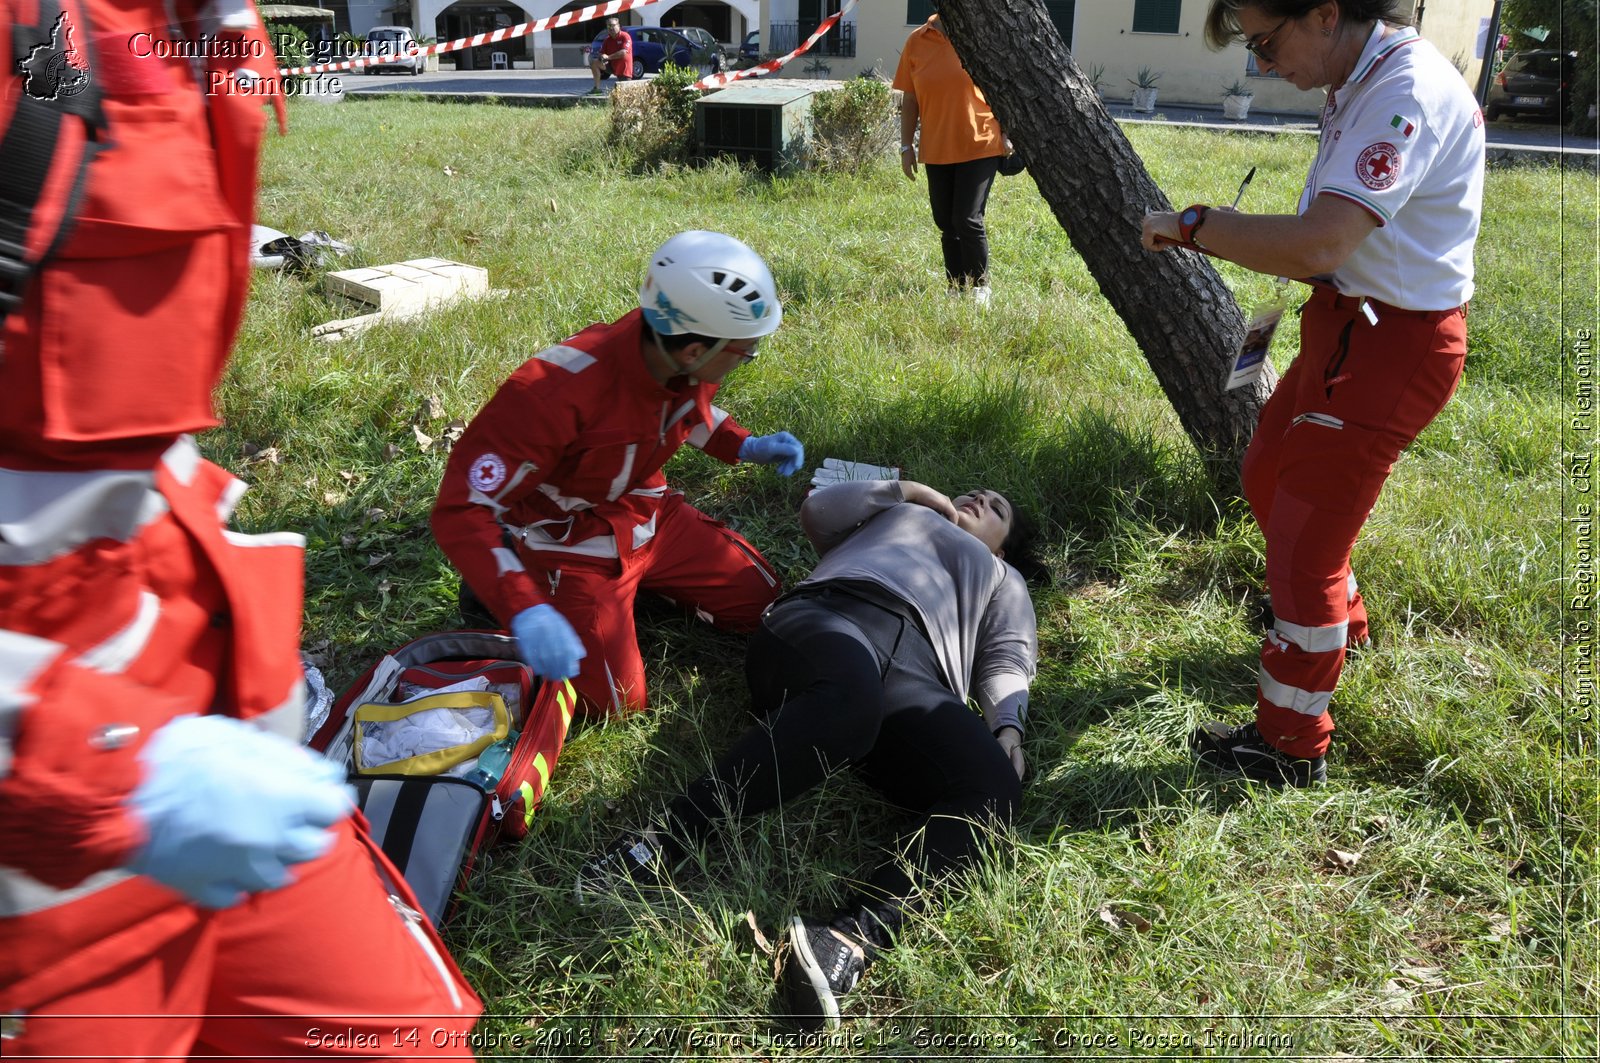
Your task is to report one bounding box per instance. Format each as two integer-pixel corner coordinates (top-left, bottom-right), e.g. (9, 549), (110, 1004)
(684, 404), (731, 450)
(533, 344), (598, 373)
(0, 469), (167, 567)
(78, 592), (161, 675)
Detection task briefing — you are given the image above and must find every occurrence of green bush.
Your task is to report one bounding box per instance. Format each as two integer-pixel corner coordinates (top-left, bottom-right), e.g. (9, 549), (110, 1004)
(266, 22), (310, 69)
(606, 62), (702, 171)
(806, 76), (896, 174)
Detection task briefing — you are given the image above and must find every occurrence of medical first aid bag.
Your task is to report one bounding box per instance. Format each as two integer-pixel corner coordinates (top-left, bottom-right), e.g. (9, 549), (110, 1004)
(309, 631), (576, 924)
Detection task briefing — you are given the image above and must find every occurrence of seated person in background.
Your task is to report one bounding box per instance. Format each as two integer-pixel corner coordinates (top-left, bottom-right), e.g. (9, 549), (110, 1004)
(431, 230), (805, 718)
(588, 18), (633, 94)
(576, 478), (1040, 1030)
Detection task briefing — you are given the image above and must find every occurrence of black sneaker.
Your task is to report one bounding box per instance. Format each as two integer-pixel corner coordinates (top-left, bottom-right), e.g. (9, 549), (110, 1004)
(779, 915), (869, 1029)
(573, 830), (673, 906)
(1190, 720), (1327, 787)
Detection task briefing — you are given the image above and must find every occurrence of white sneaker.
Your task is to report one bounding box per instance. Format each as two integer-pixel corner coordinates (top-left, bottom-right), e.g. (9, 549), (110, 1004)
(972, 285), (993, 308)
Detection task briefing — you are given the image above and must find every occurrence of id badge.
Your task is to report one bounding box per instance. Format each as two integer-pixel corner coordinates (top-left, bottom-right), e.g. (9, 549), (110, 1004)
(1225, 287), (1289, 391)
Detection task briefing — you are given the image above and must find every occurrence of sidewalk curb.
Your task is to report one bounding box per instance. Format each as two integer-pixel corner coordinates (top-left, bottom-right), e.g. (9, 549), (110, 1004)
(339, 81), (1600, 168)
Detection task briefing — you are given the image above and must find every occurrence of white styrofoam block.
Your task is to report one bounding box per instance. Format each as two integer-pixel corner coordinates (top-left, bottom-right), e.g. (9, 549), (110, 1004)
(325, 259), (489, 311)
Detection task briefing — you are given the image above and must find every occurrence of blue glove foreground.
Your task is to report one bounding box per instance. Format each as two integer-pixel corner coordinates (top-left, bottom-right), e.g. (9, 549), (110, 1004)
(127, 715), (353, 909)
(511, 603), (586, 681)
(739, 431), (806, 477)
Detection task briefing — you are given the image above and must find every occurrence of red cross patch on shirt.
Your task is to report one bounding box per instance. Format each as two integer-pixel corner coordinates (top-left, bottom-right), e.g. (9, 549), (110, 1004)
(1356, 142), (1400, 190)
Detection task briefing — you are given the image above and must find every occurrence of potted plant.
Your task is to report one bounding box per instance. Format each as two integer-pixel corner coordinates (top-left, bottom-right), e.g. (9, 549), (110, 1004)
(1087, 62), (1108, 100)
(1223, 78), (1255, 120)
(418, 36), (441, 73)
(1128, 66), (1161, 112)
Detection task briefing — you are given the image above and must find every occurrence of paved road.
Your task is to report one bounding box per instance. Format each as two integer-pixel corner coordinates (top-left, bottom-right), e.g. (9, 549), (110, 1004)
(319, 66), (1597, 157)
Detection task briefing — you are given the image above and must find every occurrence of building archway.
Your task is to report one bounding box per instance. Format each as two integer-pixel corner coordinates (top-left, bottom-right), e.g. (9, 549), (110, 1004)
(418, 0), (540, 67)
(649, 0), (756, 46)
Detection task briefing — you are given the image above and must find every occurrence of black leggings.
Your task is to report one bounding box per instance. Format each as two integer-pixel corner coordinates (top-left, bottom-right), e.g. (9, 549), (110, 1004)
(665, 583), (1021, 935)
(924, 155), (1001, 288)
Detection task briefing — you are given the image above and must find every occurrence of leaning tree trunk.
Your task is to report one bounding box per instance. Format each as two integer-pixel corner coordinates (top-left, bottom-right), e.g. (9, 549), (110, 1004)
(938, 0), (1276, 492)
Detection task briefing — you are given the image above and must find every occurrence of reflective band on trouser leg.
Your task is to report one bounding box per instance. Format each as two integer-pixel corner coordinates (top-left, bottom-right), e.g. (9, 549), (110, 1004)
(1256, 489), (1366, 759)
(1345, 570), (1370, 647)
(1257, 643), (1341, 758)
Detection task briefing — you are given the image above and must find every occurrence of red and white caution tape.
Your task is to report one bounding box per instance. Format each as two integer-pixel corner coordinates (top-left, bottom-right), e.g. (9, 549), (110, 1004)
(276, 0), (662, 77)
(692, 0), (858, 91)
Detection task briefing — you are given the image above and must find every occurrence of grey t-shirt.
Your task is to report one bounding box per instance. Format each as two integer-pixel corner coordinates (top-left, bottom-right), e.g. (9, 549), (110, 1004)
(797, 480), (1037, 734)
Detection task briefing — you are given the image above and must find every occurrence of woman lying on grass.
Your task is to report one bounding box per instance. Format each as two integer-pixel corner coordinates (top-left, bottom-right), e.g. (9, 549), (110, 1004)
(576, 478), (1040, 1028)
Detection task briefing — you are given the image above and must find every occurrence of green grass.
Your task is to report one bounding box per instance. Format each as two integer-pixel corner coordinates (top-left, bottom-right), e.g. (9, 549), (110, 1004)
(231, 101), (1595, 1057)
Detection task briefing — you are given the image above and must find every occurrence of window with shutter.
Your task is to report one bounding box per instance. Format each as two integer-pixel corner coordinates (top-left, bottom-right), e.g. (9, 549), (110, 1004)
(1132, 0), (1181, 34)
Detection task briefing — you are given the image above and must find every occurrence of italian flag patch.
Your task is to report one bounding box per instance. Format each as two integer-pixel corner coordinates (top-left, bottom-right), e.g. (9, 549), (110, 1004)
(1389, 113), (1416, 138)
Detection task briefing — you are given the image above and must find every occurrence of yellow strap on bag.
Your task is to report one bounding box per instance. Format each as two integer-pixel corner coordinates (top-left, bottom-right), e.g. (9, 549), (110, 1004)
(353, 690), (510, 775)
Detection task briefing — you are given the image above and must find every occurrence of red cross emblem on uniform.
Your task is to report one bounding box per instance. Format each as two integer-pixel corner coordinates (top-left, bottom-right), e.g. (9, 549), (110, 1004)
(1356, 142), (1400, 190)
(469, 452), (508, 492)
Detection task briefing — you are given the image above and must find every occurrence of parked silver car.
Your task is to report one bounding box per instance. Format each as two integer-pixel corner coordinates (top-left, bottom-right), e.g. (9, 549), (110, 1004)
(365, 26), (425, 76)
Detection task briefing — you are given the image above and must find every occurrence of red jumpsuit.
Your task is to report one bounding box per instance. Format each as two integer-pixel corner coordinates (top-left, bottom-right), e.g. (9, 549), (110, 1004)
(432, 310), (780, 717)
(0, 1), (479, 1056)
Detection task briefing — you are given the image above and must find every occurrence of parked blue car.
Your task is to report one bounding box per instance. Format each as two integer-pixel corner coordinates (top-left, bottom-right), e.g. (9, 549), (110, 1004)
(589, 25), (718, 77)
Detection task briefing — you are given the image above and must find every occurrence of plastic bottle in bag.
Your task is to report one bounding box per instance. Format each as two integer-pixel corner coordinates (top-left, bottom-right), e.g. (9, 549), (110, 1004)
(464, 733), (518, 790)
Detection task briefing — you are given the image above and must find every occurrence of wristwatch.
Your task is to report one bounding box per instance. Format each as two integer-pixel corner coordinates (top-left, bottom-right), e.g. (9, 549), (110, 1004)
(1178, 204), (1210, 247)
(900, 144), (915, 153)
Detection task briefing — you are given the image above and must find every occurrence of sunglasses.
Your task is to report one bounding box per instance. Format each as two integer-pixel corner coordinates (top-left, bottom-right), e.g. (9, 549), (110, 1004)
(728, 340), (759, 364)
(1244, 15), (1292, 62)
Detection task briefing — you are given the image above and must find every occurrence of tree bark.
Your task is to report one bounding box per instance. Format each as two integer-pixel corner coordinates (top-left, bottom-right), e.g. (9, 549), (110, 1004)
(935, 0), (1275, 491)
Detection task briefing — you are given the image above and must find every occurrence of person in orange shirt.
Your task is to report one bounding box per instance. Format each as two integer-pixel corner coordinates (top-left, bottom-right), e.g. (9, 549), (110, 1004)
(892, 10), (1011, 307)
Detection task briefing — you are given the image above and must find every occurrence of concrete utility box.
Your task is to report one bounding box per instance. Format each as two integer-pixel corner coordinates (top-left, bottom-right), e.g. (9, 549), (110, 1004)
(325, 259), (489, 313)
(695, 81), (823, 172)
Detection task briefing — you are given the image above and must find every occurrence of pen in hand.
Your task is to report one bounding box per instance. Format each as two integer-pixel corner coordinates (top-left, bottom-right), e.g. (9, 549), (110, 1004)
(1229, 165), (1257, 210)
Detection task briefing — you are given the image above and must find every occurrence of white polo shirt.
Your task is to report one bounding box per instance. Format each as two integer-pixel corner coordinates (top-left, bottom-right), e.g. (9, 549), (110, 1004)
(1299, 24), (1485, 310)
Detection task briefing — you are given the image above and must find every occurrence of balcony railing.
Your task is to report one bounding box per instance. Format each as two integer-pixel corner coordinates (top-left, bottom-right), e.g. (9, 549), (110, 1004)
(768, 20), (856, 58)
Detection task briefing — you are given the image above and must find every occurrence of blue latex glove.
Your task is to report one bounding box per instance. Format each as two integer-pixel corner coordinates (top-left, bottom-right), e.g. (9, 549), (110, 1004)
(511, 603), (586, 681)
(738, 432), (806, 477)
(127, 715), (353, 909)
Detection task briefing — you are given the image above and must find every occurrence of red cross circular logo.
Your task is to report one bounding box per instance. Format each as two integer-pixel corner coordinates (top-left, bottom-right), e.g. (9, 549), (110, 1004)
(1356, 142), (1400, 190)
(469, 452), (507, 493)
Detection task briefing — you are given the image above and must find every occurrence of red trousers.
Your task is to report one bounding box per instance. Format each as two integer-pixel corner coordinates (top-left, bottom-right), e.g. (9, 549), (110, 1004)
(529, 493), (779, 716)
(11, 820), (481, 1061)
(1240, 288), (1466, 758)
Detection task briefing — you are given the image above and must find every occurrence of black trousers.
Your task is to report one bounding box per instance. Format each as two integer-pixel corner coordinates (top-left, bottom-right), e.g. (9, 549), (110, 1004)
(665, 583), (1021, 935)
(924, 155), (1001, 288)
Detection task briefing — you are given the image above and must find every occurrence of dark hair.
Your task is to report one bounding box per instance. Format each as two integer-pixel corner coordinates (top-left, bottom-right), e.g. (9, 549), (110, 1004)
(1203, 0), (1409, 50)
(999, 499), (1048, 584)
(641, 321), (718, 352)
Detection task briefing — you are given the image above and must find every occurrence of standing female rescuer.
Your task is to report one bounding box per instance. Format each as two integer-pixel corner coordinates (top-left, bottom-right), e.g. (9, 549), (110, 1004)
(1141, 0), (1484, 787)
(432, 231), (806, 718)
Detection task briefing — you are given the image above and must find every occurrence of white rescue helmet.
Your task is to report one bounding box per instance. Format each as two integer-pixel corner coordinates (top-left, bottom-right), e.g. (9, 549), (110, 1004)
(638, 230), (782, 342)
